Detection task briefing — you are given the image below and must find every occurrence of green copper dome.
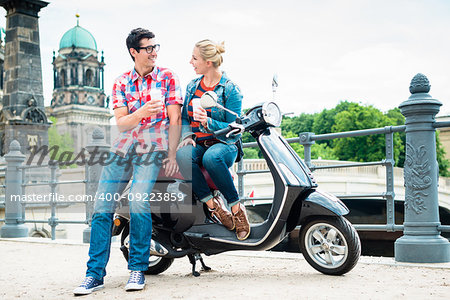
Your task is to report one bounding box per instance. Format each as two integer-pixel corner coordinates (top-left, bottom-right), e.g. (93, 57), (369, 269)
(59, 24), (97, 51)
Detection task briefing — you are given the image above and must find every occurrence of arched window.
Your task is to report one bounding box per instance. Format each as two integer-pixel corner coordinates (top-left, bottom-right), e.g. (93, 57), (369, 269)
(85, 69), (94, 87)
(60, 69), (66, 87)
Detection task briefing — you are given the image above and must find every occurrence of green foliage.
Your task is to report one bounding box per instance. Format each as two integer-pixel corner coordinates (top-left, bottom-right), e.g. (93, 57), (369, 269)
(436, 131), (450, 177)
(311, 143), (339, 160)
(312, 101), (360, 147)
(242, 100), (450, 177)
(241, 131), (260, 158)
(281, 113), (315, 136)
(283, 131), (305, 157)
(243, 147), (259, 159)
(48, 117), (76, 168)
(283, 131), (338, 160)
(331, 104), (403, 164)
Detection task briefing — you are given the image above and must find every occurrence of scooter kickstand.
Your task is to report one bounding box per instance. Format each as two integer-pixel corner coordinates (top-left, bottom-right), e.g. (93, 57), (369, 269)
(198, 255), (211, 272)
(188, 253), (211, 277)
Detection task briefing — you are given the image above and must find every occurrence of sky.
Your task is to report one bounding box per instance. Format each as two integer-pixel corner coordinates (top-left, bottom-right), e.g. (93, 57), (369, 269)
(3, 0), (450, 117)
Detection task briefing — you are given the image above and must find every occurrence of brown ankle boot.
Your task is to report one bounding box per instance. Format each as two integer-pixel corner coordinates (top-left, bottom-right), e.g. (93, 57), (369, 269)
(210, 196), (235, 230)
(233, 203), (250, 240)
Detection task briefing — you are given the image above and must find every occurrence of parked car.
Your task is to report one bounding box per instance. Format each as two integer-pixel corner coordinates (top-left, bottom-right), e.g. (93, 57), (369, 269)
(247, 198), (450, 257)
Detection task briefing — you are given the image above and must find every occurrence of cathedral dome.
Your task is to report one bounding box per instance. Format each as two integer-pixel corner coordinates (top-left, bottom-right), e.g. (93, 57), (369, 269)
(59, 19), (97, 51)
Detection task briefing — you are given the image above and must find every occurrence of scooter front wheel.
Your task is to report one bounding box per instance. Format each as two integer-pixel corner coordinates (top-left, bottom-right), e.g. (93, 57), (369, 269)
(299, 216), (361, 275)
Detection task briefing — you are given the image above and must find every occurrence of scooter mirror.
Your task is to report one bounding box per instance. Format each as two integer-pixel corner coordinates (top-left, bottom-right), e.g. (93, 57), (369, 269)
(200, 91), (218, 109)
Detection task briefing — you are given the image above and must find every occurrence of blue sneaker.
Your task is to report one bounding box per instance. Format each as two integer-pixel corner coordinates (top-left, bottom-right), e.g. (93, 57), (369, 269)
(125, 271), (145, 291)
(73, 276), (104, 295)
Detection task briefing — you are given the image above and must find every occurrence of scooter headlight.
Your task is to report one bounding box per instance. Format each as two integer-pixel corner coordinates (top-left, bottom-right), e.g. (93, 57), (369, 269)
(262, 102), (282, 127)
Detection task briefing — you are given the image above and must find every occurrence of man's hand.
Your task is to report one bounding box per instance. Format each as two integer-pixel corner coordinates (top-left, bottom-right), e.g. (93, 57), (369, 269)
(166, 104), (182, 176)
(139, 98), (164, 118)
(177, 137), (196, 150)
(163, 155), (179, 177)
(115, 98), (164, 132)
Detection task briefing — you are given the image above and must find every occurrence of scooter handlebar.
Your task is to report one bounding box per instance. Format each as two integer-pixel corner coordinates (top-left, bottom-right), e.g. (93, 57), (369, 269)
(213, 125), (233, 137)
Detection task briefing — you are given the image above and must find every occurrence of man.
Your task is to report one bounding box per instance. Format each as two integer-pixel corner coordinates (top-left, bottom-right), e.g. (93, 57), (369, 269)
(74, 28), (182, 295)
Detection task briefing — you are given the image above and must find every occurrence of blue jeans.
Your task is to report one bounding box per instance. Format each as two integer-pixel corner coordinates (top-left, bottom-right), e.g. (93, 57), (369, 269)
(86, 148), (161, 280)
(176, 142), (239, 207)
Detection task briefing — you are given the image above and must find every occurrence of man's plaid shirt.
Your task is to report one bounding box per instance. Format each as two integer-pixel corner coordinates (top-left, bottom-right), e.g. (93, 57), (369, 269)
(111, 67), (183, 156)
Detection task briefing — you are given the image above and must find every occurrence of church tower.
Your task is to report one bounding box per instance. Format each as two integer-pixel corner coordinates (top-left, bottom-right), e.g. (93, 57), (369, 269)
(47, 15), (112, 152)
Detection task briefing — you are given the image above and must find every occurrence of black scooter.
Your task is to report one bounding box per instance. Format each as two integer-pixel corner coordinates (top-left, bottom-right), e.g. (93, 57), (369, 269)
(112, 94), (361, 276)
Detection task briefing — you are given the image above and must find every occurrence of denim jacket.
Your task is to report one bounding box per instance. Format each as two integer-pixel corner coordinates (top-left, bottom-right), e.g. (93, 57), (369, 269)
(181, 71), (243, 145)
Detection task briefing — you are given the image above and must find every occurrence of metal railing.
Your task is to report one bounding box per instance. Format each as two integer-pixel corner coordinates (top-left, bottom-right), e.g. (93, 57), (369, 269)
(1, 124), (448, 239)
(0, 160), (89, 240)
(236, 124), (450, 234)
(18, 163), (89, 240)
(236, 126), (405, 232)
(0, 128), (108, 241)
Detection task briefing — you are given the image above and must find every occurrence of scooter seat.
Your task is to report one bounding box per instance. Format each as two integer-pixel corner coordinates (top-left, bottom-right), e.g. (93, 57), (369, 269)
(200, 167), (218, 190)
(200, 167), (235, 191)
(157, 168), (185, 181)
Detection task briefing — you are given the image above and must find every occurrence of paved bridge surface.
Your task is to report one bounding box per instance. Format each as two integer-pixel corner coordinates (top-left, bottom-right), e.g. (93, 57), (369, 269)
(0, 238), (448, 299)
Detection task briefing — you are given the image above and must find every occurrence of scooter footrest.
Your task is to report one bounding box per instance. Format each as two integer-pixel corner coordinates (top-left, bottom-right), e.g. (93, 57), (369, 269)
(184, 232), (209, 239)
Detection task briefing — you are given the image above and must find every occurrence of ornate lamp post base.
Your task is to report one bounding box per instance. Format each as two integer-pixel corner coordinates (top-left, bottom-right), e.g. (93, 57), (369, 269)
(0, 224), (28, 238)
(395, 74), (450, 263)
(395, 232), (450, 263)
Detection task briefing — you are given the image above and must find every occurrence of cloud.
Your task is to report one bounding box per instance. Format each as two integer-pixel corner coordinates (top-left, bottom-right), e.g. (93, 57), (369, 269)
(4, 0), (450, 118)
(206, 10), (263, 28)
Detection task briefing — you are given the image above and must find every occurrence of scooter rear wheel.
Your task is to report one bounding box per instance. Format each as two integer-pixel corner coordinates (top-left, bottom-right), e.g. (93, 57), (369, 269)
(144, 256), (174, 275)
(121, 226), (174, 275)
(299, 216), (360, 275)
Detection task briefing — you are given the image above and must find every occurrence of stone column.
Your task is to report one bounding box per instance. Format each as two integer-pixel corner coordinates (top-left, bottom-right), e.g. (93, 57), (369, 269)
(0, 0), (50, 156)
(395, 73), (450, 262)
(0, 140), (28, 237)
(0, 0), (48, 113)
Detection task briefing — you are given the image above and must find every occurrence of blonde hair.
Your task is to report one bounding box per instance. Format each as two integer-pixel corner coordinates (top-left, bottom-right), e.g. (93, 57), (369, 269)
(195, 39), (225, 68)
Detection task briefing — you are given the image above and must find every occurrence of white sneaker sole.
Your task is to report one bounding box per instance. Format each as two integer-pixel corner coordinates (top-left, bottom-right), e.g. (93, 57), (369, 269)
(125, 282), (145, 291)
(73, 284), (104, 295)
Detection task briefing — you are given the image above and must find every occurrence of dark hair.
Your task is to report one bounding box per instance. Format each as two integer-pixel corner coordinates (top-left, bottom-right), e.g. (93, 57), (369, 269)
(126, 28), (155, 61)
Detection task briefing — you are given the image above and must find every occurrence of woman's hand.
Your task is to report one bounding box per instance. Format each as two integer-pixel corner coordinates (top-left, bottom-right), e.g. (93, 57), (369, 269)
(177, 137), (196, 150)
(163, 155), (179, 177)
(194, 107), (208, 128)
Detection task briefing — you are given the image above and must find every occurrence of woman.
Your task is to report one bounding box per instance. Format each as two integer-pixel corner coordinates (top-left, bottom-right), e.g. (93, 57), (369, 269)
(176, 39), (250, 240)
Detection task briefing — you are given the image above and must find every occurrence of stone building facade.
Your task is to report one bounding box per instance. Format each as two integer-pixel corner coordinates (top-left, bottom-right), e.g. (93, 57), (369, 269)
(46, 16), (112, 153)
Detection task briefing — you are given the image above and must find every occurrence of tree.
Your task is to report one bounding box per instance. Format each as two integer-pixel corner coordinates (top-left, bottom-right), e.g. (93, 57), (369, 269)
(312, 101), (360, 147)
(47, 116), (76, 168)
(243, 147), (259, 159)
(281, 113), (315, 136)
(283, 131), (338, 160)
(241, 101), (450, 177)
(331, 104), (403, 164)
(436, 131), (450, 177)
(241, 131), (261, 158)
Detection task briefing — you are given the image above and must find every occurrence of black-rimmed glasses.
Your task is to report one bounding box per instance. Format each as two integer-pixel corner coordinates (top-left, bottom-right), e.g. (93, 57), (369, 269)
(136, 44), (160, 54)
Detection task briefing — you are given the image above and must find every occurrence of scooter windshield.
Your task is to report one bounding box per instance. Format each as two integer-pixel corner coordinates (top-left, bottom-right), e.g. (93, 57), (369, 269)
(259, 128), (314, 187)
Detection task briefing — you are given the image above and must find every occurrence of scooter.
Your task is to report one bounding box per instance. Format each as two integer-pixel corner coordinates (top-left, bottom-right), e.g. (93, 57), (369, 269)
(112, 93), (361, 276)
